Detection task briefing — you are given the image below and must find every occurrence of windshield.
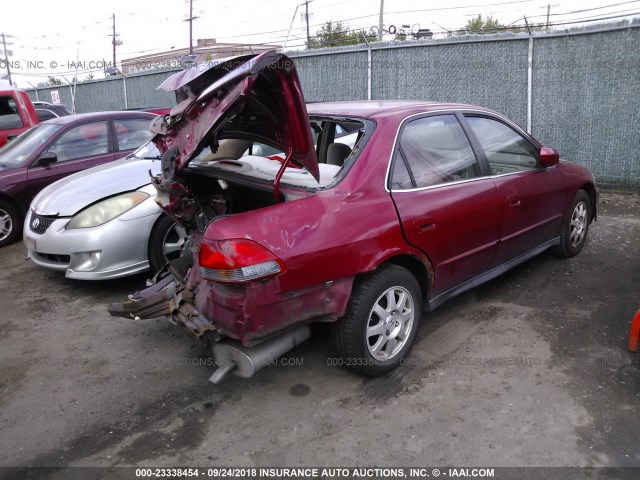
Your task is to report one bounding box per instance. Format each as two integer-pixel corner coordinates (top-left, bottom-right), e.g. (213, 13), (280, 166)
(0, 124), (63, 168)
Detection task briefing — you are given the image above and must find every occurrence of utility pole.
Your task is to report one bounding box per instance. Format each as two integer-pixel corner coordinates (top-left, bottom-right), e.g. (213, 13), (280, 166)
(378, 0), (384, 41)
(108, 14), (122, 71)
(541, 4), (558, 30)
(112, 14), (116, 69)
(545, 4), (551, 29)
(1, 33), (13, 86)
(302, 0), (313, 47)
(184, 0), (200, 55)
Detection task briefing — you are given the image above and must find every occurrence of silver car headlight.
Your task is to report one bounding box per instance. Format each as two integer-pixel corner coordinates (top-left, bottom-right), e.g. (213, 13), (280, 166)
(66, 192), (149, 229)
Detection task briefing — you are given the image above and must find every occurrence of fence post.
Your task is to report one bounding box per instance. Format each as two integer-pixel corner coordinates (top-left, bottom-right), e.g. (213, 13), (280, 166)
(26, 82), (39, 101)
(360, 32), (372, 100)
(123, 75), (128, 109)
(527, 37), (533, 134)
(367, 48), (372, 100)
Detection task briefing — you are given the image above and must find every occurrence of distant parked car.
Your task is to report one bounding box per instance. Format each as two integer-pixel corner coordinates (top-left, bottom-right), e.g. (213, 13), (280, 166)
(35, 104), (72, 122)
(24, 142), (187, 279)
(0, 111), (156, 247)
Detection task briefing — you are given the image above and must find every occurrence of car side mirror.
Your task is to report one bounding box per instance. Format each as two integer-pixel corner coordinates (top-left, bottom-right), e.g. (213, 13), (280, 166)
(36, 151), (58, 166)
(539, 146), (559, 166)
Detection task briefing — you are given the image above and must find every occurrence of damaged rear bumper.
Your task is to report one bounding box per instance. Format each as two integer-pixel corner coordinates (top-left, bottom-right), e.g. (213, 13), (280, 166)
(109, 270), (354, 345)
(108, 274), (220, 339)
(108, 272), (354, 382)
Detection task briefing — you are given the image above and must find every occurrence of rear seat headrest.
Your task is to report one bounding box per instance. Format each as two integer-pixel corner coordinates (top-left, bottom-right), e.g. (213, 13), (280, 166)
(327, 142), (352, 166)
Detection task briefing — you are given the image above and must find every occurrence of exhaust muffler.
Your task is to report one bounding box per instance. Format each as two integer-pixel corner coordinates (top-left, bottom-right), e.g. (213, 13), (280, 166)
(208, 325), (310, 384)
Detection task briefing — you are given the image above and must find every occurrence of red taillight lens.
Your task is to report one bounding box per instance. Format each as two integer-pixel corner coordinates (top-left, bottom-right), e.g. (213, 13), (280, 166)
(199, 239), (284, 283)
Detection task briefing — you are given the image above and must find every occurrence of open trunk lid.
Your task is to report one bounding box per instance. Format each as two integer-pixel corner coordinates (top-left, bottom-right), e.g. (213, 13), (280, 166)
(151, 50), (319, 182)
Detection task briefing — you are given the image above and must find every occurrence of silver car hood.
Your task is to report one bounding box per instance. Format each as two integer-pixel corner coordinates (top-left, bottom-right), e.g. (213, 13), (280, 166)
(32, 158), (161, 216)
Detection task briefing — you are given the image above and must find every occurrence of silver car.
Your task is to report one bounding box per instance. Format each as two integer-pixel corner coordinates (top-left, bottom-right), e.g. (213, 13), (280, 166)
(23, 142), (186, 280)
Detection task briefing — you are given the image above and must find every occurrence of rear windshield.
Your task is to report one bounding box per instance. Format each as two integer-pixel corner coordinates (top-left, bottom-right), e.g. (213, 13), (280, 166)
(0, 96), (24, 131)
(188, 119), (367, 190)
(0, 124), (62, 168)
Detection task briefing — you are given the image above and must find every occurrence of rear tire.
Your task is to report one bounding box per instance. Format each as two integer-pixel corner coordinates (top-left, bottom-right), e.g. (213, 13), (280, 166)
(552, 190), (591, 258)
(332, 264), (422, 376)
(0, 200), (22, 248)
(148, 215), (187, 274)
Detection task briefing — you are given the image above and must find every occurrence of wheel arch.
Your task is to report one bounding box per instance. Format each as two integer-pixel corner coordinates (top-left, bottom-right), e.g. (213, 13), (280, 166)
(0, 192), (27, 216)
(365, 252), (434, 301)
(580, 182), (597, 222)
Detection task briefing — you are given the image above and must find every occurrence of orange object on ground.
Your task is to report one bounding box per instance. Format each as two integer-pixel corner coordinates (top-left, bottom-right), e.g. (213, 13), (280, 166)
(629, 309), (640, 352)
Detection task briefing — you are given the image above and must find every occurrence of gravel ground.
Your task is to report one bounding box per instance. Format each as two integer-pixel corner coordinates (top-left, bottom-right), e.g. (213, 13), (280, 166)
(0, 192), (638, 478)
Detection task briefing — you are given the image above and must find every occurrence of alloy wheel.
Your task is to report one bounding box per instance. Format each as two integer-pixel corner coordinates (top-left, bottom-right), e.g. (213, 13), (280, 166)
(569, 201), (588, 248)
(162, 224), (188, 262)
(0, 208), (13, 242)
(366, 286), (415, 361)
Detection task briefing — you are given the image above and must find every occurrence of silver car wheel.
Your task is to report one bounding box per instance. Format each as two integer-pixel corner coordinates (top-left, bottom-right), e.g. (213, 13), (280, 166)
(569, 201), (588, 248)
(366, 286), (415, 361)
(0, 208), (13, 242)
(162, 224), (188, 261)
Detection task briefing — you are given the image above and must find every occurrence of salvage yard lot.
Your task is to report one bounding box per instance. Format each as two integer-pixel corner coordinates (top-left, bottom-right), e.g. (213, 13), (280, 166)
(1, 193), (639, 473)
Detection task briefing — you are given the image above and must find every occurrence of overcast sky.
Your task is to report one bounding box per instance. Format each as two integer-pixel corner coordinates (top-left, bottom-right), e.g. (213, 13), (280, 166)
(1, 0), (638, 87)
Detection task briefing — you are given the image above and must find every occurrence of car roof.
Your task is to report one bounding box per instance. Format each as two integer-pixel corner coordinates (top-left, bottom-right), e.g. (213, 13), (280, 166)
(36, 104), (68, 110)
(306, 100), (494, 120)
(43, 110), (157, 125)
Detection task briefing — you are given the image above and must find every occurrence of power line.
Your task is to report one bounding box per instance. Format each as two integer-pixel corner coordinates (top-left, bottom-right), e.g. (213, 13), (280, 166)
(214, 0), (539, 42)
(280, 12), (640, 49)
(516, 6), (640, 23)
(213, 0), (640, 45)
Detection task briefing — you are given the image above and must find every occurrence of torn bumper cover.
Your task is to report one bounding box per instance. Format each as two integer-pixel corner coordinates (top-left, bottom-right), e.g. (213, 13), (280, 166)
(107, 275), (219, 339)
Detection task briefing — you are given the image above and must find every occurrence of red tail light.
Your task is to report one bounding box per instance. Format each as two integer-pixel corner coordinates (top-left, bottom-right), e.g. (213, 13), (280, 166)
(199, 238), (284, 283)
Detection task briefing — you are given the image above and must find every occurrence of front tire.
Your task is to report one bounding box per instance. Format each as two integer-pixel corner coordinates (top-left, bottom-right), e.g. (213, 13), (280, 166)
(552, 190), (591, 258)
(332, 265), (422, 376)
(148, 214), (187, 274)
(0, 200), (21, 248)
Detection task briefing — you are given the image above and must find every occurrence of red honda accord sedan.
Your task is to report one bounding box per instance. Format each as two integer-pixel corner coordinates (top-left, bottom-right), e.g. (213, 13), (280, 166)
(110, 51), (597, 382)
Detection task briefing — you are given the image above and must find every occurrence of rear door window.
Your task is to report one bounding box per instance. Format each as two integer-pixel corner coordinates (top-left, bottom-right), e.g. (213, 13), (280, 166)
(392, 114), (480, 189)
(114, 118), (154, 151)
(47, 121), (109, 162)
(391, 150), (414, 190)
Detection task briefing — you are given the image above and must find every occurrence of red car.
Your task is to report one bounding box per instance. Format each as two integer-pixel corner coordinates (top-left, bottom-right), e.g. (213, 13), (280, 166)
(110, 51), (597, 382)
(0, 89), (39, 148)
